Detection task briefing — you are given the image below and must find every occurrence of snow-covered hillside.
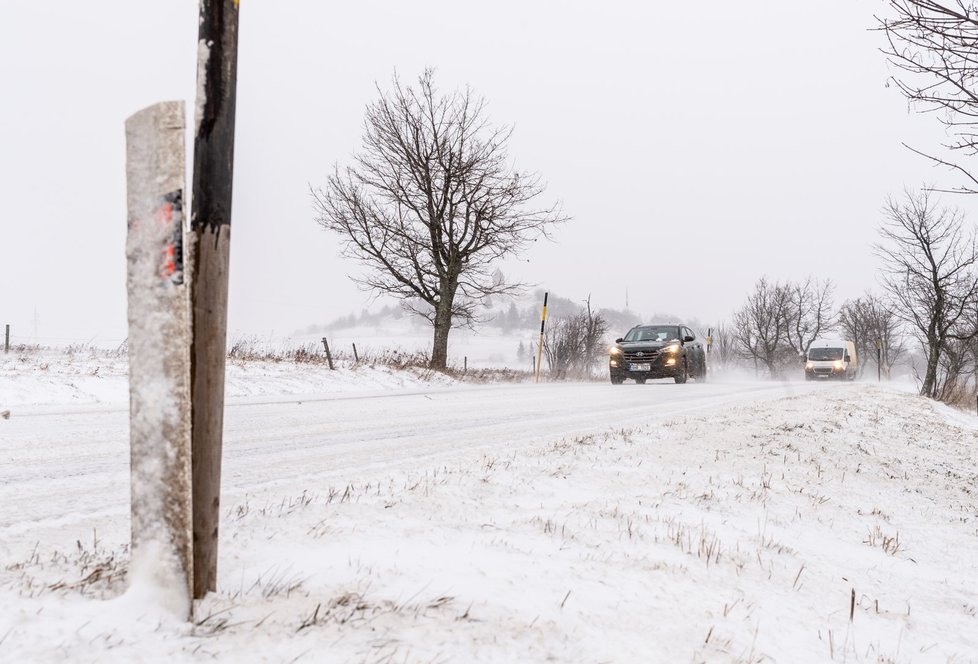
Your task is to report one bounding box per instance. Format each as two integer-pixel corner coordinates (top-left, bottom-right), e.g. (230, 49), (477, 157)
(1, 356), (976, 662)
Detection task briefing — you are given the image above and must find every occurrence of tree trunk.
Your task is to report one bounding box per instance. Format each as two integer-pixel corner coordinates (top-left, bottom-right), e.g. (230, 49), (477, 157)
(430, 298), (453, 370)
(921, 340), (940, 398)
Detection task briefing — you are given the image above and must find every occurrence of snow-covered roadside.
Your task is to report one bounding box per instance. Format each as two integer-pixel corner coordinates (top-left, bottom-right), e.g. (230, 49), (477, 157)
(0, 349), (460, 409)
(1, 385), (976, 662)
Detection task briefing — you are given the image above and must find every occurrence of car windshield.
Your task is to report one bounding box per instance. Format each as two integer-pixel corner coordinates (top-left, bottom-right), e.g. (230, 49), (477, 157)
(809, 347), (844, 361)
(624, 326), (680, 342)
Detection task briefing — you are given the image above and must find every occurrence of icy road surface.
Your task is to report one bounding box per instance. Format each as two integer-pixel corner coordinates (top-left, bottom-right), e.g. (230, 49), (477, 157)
(1, 380), (812, 553)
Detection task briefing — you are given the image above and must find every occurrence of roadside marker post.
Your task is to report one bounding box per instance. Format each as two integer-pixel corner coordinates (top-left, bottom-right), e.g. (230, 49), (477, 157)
(535, 292), (548, 383)
(124, 100), (194, 616)
(876, 338), (882, 382)
(4, 324), (9, 353)
(352, 342), (359, 364)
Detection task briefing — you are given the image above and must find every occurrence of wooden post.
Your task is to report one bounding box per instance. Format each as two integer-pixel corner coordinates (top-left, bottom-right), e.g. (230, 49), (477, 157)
(124, 100), (193, 616)
(535, 292), (548, 383)
(464, 356), (467, 374)
(190, 0), (240, 600)
(4, 324), (8, 353)
(352, 342), (359, 363)
(876, 339), (882, 382)
(321, 337), (334, 370)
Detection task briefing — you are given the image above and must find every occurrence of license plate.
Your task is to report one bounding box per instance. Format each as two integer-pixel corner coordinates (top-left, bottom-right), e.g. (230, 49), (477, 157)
(629, 363), (651, 372)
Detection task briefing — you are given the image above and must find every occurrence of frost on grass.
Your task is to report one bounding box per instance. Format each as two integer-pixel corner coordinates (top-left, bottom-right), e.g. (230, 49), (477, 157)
(2, 386), (977, 661)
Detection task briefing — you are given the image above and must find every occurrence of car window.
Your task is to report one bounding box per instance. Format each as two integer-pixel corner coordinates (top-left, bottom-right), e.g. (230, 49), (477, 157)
(624, 326), (680, 342)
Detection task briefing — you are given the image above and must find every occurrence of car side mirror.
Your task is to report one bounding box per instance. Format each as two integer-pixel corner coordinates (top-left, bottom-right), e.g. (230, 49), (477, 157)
(615, 338), (623, 343)
(683, 335), (694, 343)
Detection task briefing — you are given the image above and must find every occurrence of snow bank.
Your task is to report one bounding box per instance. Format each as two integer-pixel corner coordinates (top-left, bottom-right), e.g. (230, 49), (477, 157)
(0, 349), (459, 409)
(1, 384), (975, 661)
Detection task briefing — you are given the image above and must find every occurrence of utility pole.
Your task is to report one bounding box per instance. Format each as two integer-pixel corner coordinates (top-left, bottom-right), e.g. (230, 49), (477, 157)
(190, 0), (240, 600)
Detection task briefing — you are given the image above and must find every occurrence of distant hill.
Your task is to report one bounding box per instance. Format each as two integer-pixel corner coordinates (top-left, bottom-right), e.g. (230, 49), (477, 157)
(302, 291), (708, 338)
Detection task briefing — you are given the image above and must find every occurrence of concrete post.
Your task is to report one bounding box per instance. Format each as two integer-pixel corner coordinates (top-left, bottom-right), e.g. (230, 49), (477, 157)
(124, 100), (193, 617)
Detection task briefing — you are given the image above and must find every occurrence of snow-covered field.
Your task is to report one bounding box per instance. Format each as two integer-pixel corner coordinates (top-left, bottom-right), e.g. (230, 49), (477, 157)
(1, 351), (977, 662)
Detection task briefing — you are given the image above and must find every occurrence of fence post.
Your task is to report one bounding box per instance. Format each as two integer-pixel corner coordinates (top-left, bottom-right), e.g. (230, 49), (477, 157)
(464, 356), (467, 375)
(352, 342), (359, 363)
(4, 324), (8, 353)
(321, 337), (334, 370)
(189, 0), (240, 601)
(124, 100), (193, 617)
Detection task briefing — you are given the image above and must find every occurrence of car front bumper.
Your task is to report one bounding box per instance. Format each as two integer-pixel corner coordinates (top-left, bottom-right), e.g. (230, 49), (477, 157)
(610, 353), (681, 379)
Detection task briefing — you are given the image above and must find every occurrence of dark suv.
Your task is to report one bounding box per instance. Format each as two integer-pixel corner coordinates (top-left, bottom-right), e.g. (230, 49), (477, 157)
(609, 324), (707, 384)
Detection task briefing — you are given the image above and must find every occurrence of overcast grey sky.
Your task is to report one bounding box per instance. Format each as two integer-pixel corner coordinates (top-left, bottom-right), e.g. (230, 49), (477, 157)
(0, 1), (969, 346)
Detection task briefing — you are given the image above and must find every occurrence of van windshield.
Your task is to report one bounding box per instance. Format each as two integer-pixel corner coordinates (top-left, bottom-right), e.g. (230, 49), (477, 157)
(809, 347), (844, 361)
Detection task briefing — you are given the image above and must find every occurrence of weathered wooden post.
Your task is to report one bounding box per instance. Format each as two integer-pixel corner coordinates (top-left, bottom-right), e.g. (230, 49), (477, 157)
(190, 0), (240, 600)
(352, 342), (360, 364)
(321, 337), (335, 370)
(4, 324), (9, 353)
(124, 100), (193, 617)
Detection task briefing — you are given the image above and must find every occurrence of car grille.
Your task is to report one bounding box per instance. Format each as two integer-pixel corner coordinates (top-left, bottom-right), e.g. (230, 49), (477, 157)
(622, 350), (660, 363)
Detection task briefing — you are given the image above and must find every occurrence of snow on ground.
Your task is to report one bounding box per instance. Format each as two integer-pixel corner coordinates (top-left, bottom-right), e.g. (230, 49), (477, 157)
(1, 358), (976, 662)
(0, 348), (460, 409)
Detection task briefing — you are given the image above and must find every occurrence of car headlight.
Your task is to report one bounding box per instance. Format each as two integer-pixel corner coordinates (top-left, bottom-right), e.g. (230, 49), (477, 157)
(833, 360), (843, 370)
(663, 344), (680, 354)
(610, 346), (621, 355)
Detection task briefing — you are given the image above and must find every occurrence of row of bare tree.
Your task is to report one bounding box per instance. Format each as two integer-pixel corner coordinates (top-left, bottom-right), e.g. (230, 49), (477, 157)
(711, 189), (978, 403)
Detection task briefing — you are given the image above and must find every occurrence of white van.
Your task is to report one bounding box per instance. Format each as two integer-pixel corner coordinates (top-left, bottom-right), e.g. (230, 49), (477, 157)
(805, 339), (857, 381)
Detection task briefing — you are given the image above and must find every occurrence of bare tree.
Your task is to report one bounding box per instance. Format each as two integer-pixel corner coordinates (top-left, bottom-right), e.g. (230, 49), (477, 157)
(878, 1), (978, 193)
(733, 278), (791, 377)
(313, 70), (566, 369)
(708, 321), (738, 374)
(542, 297), (609, 380)
(579, 296), (610, 378)
(838, 293), (906, 378)
(784, 277), (835, 359)
(876, 189), (978, 397)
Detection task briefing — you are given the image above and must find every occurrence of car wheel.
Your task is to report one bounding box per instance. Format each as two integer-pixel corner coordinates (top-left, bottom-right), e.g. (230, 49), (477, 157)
(610, 375), (624, 385)
(674, 360), (688, 384)
(635, 377), (647, 385)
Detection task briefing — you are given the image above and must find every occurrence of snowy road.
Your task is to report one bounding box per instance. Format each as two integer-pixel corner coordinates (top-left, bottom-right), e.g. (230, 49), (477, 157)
(0, 379), (819, 555)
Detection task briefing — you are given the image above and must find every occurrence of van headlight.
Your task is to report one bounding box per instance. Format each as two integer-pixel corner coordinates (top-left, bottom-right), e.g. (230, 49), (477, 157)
(833, 360), (844, 370)
(806, 361), (814, 369)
